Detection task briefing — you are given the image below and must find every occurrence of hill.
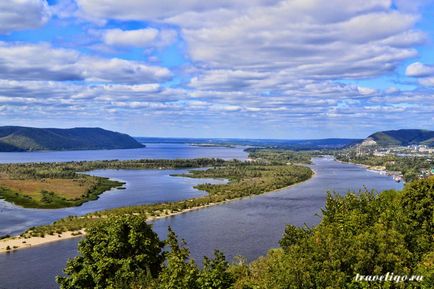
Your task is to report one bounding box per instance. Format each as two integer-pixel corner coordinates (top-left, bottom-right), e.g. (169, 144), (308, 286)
(366, 129), (434, 147)
(0, 126), (144, 152)
(136, 137), (361, 150)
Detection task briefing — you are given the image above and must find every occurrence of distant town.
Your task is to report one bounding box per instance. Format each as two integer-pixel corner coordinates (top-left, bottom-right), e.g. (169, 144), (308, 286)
(338, 136), (434, 182)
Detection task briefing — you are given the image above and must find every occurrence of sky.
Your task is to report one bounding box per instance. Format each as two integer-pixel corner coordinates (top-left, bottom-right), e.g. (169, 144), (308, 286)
(0, 0), (433, 139)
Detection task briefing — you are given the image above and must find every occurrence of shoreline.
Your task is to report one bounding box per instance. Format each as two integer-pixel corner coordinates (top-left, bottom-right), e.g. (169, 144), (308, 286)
(0, 169), (315, 253)
(334, 158), (403, 181)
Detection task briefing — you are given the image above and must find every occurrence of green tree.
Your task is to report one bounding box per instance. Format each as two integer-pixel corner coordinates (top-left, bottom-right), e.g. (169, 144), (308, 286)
(197, 250), (235, 289)
(279, 224), (311, 250)
(157, 227), (199, 289)
(56, 215), (164, 289)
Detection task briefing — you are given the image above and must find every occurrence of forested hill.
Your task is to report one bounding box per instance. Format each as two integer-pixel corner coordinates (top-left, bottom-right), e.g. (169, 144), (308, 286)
(367, 129), (434, 147)
(0, 126), (144, 152)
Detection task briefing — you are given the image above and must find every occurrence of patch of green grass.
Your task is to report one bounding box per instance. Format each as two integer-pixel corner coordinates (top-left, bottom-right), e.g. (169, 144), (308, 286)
(0, 177), (123, 209)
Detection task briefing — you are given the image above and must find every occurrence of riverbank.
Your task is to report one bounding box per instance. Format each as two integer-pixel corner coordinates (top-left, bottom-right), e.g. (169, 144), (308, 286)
(0, 170), (315, 253)
(334, 158), (404, 183)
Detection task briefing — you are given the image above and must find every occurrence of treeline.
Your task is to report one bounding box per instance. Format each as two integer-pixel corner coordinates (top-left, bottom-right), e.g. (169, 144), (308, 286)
(245, 148), (312, 164)
(0, 158), (228, 180)
(57, 177), (434, 288)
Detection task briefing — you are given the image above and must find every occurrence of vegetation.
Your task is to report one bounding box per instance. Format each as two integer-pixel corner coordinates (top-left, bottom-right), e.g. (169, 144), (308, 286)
(57, 217), (234, 289)
(245, 148), (312, 164)
(0, 126), (144, 152)
(0, 177), (122, 209)
(57, 215), (165, 289)
(58, 177), (434, 288)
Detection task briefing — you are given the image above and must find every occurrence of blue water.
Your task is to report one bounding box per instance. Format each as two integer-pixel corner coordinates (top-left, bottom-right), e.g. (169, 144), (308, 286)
(0, 143), (248, 163)
(0, 157), (403, 289)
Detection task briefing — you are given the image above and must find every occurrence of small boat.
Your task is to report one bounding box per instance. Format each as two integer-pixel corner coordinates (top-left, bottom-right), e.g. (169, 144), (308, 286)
(393, 176), (402, 183)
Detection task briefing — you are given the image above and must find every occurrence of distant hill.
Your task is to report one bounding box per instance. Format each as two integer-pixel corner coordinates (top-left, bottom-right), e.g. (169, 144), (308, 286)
(136, 137), (361, 150)
(365, 129), (434, 147)
(0, 126), (144, 152)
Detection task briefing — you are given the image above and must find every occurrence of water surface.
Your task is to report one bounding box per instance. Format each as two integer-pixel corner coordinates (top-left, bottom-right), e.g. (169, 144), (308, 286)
(0, 143), (248, 163)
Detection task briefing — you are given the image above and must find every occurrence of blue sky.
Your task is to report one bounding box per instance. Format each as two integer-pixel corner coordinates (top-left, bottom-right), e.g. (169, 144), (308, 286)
(0, 0), (433, 139)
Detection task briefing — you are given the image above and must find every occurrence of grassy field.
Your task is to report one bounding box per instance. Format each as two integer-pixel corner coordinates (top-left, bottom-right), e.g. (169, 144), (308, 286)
(0, 177), (94, 200)
(0, 176), (123, 209)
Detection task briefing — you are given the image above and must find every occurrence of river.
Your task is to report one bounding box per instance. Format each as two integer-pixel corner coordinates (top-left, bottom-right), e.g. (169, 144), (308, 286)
(0, 149), (403, 289)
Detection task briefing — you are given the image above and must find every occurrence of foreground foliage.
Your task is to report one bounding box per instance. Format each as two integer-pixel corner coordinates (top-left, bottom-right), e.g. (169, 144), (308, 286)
(58, 217), (233, 289)
(57, 216), (164, 289)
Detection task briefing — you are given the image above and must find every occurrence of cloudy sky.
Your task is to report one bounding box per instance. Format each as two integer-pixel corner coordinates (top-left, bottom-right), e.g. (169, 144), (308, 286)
(0, 0), (433, 139)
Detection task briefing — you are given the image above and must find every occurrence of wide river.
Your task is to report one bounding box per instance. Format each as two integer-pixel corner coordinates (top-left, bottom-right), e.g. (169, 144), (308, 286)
(0, 145), (403, 289)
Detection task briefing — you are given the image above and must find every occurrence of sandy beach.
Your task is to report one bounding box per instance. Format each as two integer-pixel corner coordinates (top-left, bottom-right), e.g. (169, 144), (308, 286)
(0, 230), (85, 253)
(0, 201), (230, 253)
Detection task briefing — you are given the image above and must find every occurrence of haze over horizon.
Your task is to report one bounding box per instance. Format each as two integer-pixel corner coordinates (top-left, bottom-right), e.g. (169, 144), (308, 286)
(0, 0), (433, 139)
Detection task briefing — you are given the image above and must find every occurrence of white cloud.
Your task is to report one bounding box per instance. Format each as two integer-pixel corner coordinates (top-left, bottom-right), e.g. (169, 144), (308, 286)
(76, 0), (424, 91)
(180, 2), (419, 79)
(406, 62), (434, 77)
(0, 0), (50, 34)
(104, 28), (171, 47)
(77, 0), (280, 21)
(102, 28), (178, 48)
(358, 86), (377, 95)
(419, 77), (434, 86)
(0, 42), (171, 83)
(80, 57), (171, 83)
